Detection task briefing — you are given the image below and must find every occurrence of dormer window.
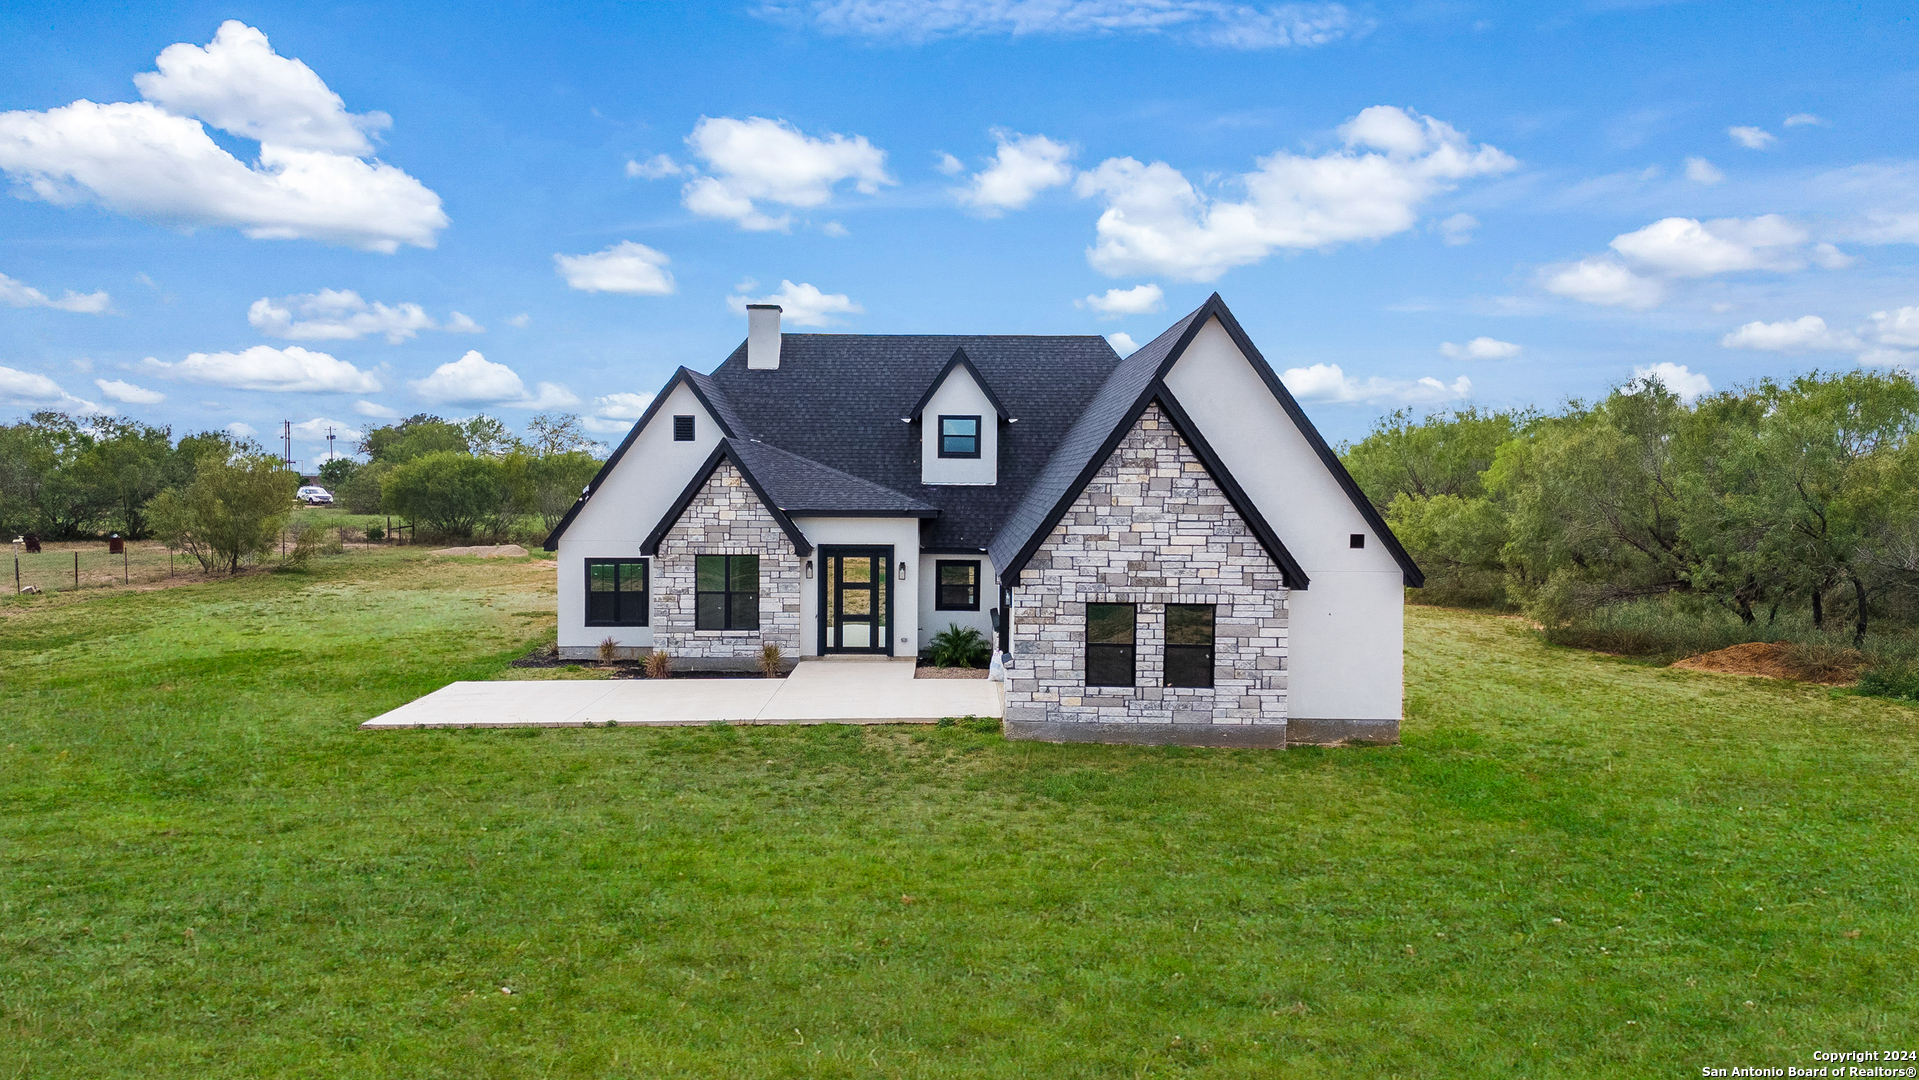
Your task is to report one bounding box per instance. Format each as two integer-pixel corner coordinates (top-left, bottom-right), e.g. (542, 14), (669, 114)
(939, 415), (981, 458)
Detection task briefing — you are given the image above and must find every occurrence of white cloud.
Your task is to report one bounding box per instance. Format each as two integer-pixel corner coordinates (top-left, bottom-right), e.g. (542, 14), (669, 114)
(94, 378), (165, 404)
(771, 0), (1363, 48)
(1280, 362), (1471, 404)
(1439, 336), (1521, 360)
(289, 417), (363, 441)
(0, 271), (110, 313)
(1106, 332), (1140, 356)
(593, 391), (656, 419)
(956, 131), (1074, 215)
(443, 311), (483, 334)
(1082, 283), (1165, 316)
(678, 116), (892, 232)
(226, 421), (257, 439)
(934, 151), (965, 176)
(0, 22), (445, 252)
(1684, 156), (1724, 184)
(1729, 125), (1776, 150)
(1437, 212), (1477, 246)
(1783, 113), (1824, 128)
(1609, 215), (1808, 277)
(144, 344), (381, 393)
(626, 154), (685, 179)
(0, 365), (104, 412)
(553, 241), (676, 295)
(354, 399), (400, 419)
(1869, 307), (1919, 348)
(248, 289), (439, 343)
(583, 390), (656, 434)
(133, 21), (388, 154)
(820, 220), (849, 237)
(1541, 257), (1665, 309)
(506, 313), (530, 328)
(1633, 362), (1711, 403)
(727, 280), (863, 328)
(410, 350), (578, 409)
(1073, 105), (1515, 281)
(1720, 315), (1854, 352)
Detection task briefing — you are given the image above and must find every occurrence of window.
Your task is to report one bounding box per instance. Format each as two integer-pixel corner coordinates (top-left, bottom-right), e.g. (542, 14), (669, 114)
(695, 554), (759, 630)
(585, 559), (648, 626)
(1349, 533), (1365, 549)
(1165, 604), (1215, 688)
(938, 415), (981, 458)
(935, 560), (980, 610)
(1085, 603), (1136, 687)
(674, 415), (696, 441)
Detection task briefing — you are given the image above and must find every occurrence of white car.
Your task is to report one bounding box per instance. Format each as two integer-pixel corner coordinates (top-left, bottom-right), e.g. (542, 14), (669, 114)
(297, 485), (334, 505)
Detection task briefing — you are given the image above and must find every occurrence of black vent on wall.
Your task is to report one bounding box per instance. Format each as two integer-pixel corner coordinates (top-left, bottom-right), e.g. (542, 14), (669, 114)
(674, 415), (695, 441)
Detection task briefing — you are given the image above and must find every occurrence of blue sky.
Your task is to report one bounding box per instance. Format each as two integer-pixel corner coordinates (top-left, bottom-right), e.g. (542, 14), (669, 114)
(2, 1), (1916, 464)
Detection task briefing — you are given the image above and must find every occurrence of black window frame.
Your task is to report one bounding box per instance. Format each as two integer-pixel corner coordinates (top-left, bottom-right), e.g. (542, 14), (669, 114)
(1085, 602), (1137, 688)
(584, 558), (649, 627)
(673, 415), (696, 441)
(694, 554), (760, 631)
(1164, 604), (1216, 689)
(934, 560), (981, 611)
(1349, 533), (1366, 549)
(937, 414), (981, 458)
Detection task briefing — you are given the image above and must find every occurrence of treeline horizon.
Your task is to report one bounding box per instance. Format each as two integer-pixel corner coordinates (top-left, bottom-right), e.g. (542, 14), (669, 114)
(1340, 367), (1919, 648)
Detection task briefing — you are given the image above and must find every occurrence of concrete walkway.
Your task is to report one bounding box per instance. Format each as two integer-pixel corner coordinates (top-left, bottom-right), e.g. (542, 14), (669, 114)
(359, 660), (1003, 729)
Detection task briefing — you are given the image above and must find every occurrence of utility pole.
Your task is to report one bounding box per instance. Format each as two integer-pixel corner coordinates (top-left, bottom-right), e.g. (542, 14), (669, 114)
(325, 425), (336, 469)
(283, 420), (294, 471)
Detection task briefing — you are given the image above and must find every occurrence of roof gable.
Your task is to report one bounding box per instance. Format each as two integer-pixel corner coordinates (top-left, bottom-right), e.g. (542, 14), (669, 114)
(640, 441), (813, 557)
(987, 294), (1424, 588)
(905, 347), (1011, 422)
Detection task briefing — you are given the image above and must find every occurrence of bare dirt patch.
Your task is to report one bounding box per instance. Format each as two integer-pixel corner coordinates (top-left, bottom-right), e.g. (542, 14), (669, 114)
(1671, 641), (1863, 685)
(916, 666), (989, 680)
(430, 544), (530, 558)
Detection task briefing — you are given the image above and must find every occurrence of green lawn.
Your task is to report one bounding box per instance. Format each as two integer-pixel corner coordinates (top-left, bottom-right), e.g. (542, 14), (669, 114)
(2, 553), (1915, 1078)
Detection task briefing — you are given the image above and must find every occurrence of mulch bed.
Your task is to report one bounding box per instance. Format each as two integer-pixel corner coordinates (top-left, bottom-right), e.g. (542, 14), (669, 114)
(508, 649), (784, 679)
(914, 665), (989, 679)
(1670, 641), (1863, 685)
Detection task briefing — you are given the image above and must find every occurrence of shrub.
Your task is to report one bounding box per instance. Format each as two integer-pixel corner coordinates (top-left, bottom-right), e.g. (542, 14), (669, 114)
(380, 451), (509, 539)
(644, 649), (672, 679)
(1859, 659), (1919, 703)
(928, 624), (991, 668)
(598, 636), (620, 664)
(146, 453), (298, 573)
(758, 642), (784, 678)
(341, 464), (387, 515)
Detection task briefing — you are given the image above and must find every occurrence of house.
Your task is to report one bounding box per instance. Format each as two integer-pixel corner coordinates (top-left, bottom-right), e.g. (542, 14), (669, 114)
(543, 295), (1422, 747)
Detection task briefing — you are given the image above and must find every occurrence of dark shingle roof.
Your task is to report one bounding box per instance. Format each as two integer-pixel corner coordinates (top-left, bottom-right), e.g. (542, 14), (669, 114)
(728, 438), (938, 517)
(702, 334), (1122, 549)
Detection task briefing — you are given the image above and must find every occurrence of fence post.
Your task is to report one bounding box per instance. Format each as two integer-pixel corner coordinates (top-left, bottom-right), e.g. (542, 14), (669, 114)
(124, 547), (129, 584)
(74, 551), (79, 590)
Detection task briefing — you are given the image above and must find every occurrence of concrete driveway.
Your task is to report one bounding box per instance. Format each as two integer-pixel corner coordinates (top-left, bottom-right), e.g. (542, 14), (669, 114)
(360, 659), (1003, 729)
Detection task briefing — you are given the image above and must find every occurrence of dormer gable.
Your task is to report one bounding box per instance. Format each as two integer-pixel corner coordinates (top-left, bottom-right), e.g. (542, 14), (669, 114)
(907, 348), (1009, 487)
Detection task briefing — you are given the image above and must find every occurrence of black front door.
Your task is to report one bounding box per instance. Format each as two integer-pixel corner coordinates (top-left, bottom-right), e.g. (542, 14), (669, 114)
(820, 547), (892, 654)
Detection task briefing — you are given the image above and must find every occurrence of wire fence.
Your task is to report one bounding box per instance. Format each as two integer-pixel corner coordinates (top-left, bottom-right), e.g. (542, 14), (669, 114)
(7, 528), (397, 596)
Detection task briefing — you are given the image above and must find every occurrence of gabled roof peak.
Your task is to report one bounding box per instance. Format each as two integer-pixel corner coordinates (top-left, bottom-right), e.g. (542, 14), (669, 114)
(905, 346), (1012, 422)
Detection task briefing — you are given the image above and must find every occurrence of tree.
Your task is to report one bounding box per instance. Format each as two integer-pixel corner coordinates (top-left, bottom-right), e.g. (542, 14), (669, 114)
(461, 414), (520, 457)
(70, 417), (173, 538)
(147, 453), (299, 573)
(380, 451), (509, 538)
(525, 413), (595, 456)
(317, 457), (360, 487)
(1343, 406), (1527, 513)
(528, 450), (601, 531)
(358, 415), (468, 464)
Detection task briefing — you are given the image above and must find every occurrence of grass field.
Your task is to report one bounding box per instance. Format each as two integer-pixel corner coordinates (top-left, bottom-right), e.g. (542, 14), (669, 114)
(2, 550), (1916, 1077)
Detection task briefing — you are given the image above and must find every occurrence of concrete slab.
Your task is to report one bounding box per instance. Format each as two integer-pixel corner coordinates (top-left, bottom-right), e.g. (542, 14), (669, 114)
(360, 660), (1002, 729)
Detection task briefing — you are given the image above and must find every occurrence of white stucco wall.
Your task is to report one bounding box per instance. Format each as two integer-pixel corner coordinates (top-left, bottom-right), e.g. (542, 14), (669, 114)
(918, 553), (996, 650)
(790, 516), (925, 656)
(1160, 316), (1405, 722)
(555, 380), (723, 652)
(919, 367), (999, 486)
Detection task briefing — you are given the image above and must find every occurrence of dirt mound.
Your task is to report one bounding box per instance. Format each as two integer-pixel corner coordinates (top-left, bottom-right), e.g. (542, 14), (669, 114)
(429, 544), (529, 558)
(1671, 641), (1862, 685)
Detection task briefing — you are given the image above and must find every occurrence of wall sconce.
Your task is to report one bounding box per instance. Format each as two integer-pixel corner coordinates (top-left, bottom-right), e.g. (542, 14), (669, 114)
(898, 561), (907, 581)
(804, 560), (814, 579)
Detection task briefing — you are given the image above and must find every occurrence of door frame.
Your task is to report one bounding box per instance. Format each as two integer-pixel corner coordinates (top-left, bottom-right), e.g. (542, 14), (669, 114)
(817, 545), (895, 656)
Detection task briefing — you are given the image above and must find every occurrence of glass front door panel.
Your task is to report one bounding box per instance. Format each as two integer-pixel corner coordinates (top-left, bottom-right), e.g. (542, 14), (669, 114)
(825, 551), (889, 652)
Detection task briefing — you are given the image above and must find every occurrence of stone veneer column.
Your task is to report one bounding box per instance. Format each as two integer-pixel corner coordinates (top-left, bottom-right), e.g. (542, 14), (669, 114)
(1003, 403), (1289, 747)
(652, 461), (804, 663)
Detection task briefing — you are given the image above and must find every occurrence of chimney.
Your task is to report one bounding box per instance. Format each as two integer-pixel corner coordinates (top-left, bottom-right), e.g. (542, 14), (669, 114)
(747, 304), (781, 370)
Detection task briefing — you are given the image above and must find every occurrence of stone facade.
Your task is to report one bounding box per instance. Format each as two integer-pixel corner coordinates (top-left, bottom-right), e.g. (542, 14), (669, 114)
(1004, 404), (1289, 744)
(652, 461), (804, 660)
